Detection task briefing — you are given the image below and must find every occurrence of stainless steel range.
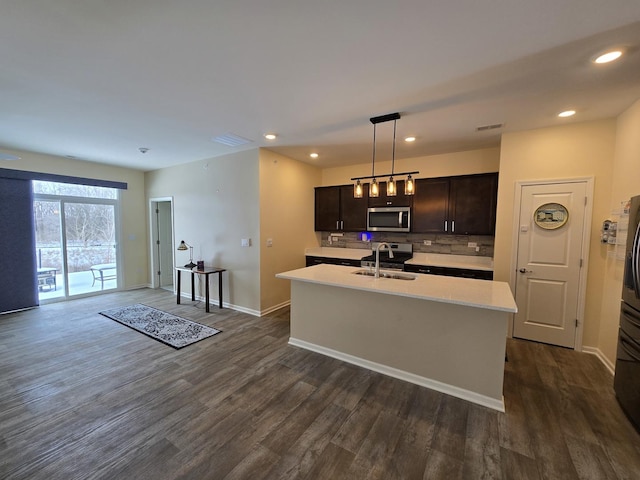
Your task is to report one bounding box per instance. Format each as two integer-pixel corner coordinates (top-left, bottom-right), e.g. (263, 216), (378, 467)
(360, 242), (413, 271)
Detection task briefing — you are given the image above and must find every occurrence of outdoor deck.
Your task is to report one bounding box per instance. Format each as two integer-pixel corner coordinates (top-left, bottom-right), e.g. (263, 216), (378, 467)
(38, 270), (117, 301)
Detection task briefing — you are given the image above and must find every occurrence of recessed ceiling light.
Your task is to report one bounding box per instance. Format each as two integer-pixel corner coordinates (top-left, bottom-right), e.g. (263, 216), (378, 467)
(264, 133), (277, 140)
(594, 50), (623, 64)
(310, 153), (319, 159)
(404, 136), (416, 142)
(558, 110), (576, 118)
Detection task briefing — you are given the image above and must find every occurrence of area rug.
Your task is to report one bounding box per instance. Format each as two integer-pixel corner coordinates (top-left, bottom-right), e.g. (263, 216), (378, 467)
(99, 304), (221, 349)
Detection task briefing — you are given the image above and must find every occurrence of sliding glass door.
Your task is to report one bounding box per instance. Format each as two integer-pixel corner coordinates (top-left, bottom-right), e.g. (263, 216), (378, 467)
(33, 181), (119, 302)
(65, 202), (117, 296)
(33, 199), (65, 300)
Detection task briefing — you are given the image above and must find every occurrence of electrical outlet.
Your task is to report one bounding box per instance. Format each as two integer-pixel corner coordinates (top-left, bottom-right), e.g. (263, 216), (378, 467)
(423, 240), (432, 246)
(467, 242), (477, 248)
(266, 238), (273, 247)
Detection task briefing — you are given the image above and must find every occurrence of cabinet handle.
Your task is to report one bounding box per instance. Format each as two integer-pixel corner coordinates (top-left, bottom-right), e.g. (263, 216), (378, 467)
(341, 220), (344, 230)
(398, 212), (402, 227)
(444, 221), (448, 232)
(452, 220), (455, 233)
(336, 221), (340, 230)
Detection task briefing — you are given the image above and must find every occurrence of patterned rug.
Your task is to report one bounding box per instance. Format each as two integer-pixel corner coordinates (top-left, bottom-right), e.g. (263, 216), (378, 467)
(99, 304), (221, 349)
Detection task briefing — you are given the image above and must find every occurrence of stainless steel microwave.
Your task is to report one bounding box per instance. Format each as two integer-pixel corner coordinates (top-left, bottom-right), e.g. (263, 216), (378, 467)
(367, 207), (410, 232)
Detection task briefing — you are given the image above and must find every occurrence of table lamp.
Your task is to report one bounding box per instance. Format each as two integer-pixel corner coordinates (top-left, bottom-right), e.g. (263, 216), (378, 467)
(177, 240), (196, 268)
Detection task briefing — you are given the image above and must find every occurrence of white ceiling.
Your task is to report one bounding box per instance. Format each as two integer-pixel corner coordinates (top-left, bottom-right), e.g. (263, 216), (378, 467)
(1, 1), (640, 171)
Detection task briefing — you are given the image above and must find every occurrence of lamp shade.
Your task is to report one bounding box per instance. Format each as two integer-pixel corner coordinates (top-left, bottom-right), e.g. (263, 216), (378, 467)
(387, 177), (396, 196)
(354, 180), (363, 198)
(177, 240), (188, 251)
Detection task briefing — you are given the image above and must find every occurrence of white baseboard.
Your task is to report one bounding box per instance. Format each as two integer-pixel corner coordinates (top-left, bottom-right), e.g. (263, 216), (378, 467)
(288, 337), (505, 412)
(124, 284), (150, 291)
(260, 300), (291, 317)
(582, 346), (615, 375)
(176, 291), (261, 317)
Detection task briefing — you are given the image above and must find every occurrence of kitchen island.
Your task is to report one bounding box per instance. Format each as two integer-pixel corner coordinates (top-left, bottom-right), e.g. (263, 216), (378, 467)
(276, 263), (517, 411)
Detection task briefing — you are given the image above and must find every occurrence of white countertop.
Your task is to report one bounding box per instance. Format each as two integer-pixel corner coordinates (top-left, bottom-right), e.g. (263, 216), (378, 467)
(407, 253), (493, 271)
(277, 264), (517, 313)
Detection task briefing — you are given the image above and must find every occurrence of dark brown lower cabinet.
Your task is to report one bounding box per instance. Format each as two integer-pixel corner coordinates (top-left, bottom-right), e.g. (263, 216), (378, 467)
(404, 263), (493, 280)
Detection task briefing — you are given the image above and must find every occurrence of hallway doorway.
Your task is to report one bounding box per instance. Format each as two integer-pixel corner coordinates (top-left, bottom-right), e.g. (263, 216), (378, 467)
(149, 198), (175, 290)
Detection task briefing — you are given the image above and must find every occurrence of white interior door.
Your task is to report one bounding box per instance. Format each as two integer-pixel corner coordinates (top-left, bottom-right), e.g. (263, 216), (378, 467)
(513, 181), (588, 348)
(158, 202), (174, 287)
(149, 198), (174, 289)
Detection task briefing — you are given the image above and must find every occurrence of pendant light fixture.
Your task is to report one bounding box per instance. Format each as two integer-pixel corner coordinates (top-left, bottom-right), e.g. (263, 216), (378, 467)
(354, 179), (363, 198)
(405, 174), (415, 195)
(387, 118), (397, 197)
(352, 112), (418, 198)
(369, 119), (379, 198)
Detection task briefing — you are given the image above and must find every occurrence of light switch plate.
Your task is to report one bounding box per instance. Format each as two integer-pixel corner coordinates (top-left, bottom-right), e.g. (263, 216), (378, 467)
(468, 242), (477, 248)
(266, 238), (273, 247)
(241, 238), (251, 247)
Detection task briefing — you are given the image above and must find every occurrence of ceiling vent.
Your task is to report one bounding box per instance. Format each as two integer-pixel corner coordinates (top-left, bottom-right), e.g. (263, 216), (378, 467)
(212, 133), (253, 147)
(476, 123), (504, 132)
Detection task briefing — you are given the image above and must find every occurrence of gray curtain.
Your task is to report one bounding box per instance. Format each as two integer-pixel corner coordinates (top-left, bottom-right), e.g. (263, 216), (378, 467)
(0, 177), (38, 313)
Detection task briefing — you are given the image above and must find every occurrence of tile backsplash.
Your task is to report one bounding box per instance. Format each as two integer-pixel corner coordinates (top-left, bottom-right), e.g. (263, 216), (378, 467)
(320, 231), (494, 257)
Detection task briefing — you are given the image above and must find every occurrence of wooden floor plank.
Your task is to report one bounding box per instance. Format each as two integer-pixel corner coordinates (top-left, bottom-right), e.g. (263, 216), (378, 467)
(1, 289), (640, 480)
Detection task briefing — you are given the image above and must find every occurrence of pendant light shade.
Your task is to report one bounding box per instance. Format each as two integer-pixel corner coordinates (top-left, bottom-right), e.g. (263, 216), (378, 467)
(354, 179), (363, 198)
(387, 177), (396, 196)
(405, 175), (415, 195)
(370, 178), (379, 197)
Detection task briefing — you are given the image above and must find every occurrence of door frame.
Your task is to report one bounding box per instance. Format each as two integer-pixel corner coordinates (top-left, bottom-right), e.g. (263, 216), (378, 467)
(149, 197), (175, 290)
(509, 176), (594, 351)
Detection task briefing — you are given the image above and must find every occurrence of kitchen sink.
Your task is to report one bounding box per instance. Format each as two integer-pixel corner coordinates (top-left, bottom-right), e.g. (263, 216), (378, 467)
(353, 270), (417, 281)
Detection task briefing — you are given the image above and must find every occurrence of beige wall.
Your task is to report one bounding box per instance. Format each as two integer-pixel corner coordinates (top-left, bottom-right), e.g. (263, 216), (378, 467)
(0, 148), (148, 289)
(259, 149), (321, 312)
(321, 147), (500, 186)
(598, 99), (640, 362)
(494, 119), (617, 351)
(145, 150), (262, 313)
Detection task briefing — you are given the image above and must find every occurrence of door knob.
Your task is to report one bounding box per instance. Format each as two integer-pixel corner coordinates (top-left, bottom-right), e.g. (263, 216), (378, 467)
(519, 268), (532, 273)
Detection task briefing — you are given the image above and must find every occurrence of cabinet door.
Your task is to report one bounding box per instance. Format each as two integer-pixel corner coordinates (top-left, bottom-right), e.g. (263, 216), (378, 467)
(412, 178), (450, 233)
(315, 186), (340, 231)
(449, 173), (498, 235)
(340, 185), (368, 231)
(368, 181), (413, 208)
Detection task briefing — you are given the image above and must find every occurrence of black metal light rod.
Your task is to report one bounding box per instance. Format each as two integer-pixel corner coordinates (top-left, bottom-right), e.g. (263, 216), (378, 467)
(351, 170), (419, 181)
(370, 112), (401, 124)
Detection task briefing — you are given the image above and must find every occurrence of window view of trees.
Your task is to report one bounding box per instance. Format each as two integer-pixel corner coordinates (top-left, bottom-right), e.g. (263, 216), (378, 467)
(33, 181), (118, 274)
(32, 180), (116, 199)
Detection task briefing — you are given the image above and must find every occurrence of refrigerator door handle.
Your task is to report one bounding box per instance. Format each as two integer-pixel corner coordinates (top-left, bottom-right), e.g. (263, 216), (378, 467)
(623, 305), (640, 328)
(633, 219), (640, 299)
(620, 334), (640, 362)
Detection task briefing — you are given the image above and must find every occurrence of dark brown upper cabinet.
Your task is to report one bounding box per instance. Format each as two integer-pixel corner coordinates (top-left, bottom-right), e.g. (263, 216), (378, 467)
(367, 180), (414, 208)
(315, 184), (368, 231)
(412, 177), (450, 233)
(412, 173), (498, 235)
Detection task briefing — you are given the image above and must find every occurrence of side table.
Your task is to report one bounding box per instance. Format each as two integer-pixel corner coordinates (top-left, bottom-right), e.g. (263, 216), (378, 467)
(176, 266), (226, 313)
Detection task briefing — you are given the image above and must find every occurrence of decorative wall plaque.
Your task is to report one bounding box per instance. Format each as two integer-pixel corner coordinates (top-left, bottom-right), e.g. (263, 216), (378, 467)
(534, 203), (569, 230)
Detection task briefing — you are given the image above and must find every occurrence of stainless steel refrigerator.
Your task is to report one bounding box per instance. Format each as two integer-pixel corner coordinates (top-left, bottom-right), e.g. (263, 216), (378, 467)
(615, 194), (640, 431)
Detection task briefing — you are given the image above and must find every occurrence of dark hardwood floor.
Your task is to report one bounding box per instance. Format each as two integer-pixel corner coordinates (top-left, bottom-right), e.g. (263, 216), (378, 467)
(1, 288), (639, 479)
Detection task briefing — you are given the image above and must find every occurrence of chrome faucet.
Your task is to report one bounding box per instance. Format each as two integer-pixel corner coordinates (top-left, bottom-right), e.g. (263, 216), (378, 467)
(375, 242), (394, 278)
